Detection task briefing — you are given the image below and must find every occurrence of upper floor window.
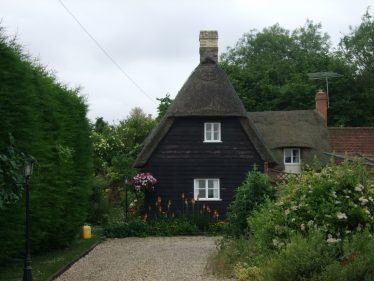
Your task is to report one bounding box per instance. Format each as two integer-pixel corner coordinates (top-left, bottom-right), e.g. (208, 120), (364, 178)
(284, 148), (300, 164)
(194, 178), (220, 200)
(204, 122), (221, 142)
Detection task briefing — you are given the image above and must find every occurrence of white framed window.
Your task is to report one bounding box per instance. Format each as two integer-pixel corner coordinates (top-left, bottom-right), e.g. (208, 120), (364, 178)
(204, 122), (221, 142)
(284, 148), (301, 164)
(194, 178), (221, 200)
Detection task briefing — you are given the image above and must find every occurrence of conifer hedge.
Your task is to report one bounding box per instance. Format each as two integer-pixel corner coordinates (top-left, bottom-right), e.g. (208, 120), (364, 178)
(0, 28), (92, 263)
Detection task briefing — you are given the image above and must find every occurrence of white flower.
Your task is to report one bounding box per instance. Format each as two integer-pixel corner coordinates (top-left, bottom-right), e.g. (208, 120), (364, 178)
(272, 239), (278, 246)
(355, 184), (364, 192)
(307, 220), (314, 226)
(364, 208), (370, 214)
(291, 205), (298, 211)
(336, 212), (347, 220)
(359, 197), (368, 205)
(300, 224), (305, 231)
(335, 201), (341, 205)
(327, 236), (341, 243)
(331, 191), (337, 198)
(285, 209), (290, 216)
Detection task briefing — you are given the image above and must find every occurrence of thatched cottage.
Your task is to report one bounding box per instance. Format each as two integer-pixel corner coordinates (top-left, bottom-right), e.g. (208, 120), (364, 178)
(134, 31), (372, 217)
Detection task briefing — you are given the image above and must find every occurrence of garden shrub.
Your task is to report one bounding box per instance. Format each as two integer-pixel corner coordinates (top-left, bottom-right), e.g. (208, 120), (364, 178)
(320, 230), (374, 281)
(104, 220), (150, 238)
(208, 237), (259, 278)
(226, 169), (274, 237)
(259, 231), (337, 281)
(104, 217), (200, 238)
(248, 161), (374, 252)
(87, 177), (110, 225)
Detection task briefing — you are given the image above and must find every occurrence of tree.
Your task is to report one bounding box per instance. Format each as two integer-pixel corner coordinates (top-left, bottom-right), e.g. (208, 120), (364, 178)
(338, 9), (374, 126)
(220, 20), (373, 126)
(156, 93), (173, 121)
(91, 108), (156, 205)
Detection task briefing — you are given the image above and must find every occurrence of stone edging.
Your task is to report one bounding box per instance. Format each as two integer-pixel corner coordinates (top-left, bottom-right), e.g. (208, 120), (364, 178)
(46, 239), (104, 281)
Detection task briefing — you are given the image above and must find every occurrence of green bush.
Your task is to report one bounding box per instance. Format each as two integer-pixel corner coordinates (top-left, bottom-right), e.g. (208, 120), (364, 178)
(233, 231), (374, 281)
(320, 230), (374, 281)
(0, 28), (92, 263)
(260, 231), (337, 281)
(248, 161), (374, 252)
(104, 220), (150, 238)
(104, 217), (200, 238)
(87, 177), (110, 225)
(226, 169), (274, 237)
(209, 237), (259, 278)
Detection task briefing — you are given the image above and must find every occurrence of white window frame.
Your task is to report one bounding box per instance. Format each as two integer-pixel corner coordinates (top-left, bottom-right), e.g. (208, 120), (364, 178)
(284, 148), (301, 164)
(204, 122), (222, 143)
(193, 178), (221, 201)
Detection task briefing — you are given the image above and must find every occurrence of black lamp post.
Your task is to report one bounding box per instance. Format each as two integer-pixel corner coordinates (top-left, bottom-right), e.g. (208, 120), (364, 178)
(23, 159), (34, 281)
(124, 177), (129, 221)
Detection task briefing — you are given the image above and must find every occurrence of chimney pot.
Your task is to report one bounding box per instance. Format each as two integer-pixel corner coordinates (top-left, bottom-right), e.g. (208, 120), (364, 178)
(199, 31), (218, 63)
(315, 89), (328, 123)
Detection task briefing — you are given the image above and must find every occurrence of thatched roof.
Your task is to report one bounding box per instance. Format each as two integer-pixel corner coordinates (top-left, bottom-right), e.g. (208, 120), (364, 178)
(167, 59), (248, 117)
(133, 59), (274, 168)
(248, 110), (331, 165)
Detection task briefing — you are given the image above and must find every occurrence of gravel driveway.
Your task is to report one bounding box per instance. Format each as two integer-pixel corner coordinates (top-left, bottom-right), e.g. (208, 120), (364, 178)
(55, 236), (233, 281)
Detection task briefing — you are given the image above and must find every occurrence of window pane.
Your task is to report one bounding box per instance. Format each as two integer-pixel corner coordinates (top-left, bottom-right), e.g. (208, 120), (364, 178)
(198, 180), (205, 189)
(207, 179), (215, 189)
(284, 149), (291, 163)
(208, 189), (214, 198)
(213, 188), (219, 198)
(213, 179), (218, 189)
(205, 130), (211, 141)
(293, 149), (300, 163)
(213, 131), (219, 140)
(213, 123), (219, 131)
(198, 188), (206, 198)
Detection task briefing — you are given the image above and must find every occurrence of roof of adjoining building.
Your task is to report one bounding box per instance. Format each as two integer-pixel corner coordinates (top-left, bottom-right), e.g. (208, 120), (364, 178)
(248, 110), (331, 166)
(329, 127), (374, 157)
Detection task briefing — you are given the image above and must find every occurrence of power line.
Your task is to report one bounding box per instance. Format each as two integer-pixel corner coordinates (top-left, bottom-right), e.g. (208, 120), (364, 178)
(57, 0), (156, 104)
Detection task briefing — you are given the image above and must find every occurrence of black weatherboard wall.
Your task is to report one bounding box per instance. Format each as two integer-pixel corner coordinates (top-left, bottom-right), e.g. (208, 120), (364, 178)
(144, 117), (263, 217)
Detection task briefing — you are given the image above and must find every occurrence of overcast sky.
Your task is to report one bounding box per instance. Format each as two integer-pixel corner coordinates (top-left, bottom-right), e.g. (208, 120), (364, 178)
(1, 0), (372, 122)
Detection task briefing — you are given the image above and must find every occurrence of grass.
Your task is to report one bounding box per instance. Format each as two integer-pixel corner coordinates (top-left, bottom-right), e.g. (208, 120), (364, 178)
(0, 227), (103, 281)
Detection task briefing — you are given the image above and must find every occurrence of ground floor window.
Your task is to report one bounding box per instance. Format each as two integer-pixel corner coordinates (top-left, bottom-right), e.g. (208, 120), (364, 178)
(194, 178), (220, 200)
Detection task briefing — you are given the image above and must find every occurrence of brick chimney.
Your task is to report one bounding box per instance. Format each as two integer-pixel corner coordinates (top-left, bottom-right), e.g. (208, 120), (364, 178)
(315, 89), (328, 122)
(199, 31), (218, 63)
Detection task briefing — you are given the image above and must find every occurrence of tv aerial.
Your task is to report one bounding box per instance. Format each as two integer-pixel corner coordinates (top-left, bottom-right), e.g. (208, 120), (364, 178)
(307, 71), (343, 108)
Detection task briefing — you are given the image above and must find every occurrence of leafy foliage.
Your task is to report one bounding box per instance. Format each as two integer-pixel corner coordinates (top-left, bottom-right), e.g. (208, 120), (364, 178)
(248, 161), (374, 253)
(226, 169), (274, 237)
(156, 93), (173, 121)
(104, 217), (200, 238)
(0, 134), (25, 208)
(220, 17), (374, 126)
(0, 28), (92, 263)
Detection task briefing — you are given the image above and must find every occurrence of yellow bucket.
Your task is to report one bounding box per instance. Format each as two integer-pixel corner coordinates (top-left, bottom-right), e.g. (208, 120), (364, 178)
(81, 225), (92, 239)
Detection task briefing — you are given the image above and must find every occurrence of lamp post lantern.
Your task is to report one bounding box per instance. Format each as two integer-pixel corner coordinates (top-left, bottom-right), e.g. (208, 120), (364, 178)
(23, 159), (34, 281)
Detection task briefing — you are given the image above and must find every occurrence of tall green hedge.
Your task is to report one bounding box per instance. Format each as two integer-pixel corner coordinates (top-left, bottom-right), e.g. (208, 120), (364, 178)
(0, 29), (92, 263)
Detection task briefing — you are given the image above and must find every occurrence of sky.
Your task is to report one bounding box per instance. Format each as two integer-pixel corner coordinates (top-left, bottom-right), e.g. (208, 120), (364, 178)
(1, 0), (372, 123)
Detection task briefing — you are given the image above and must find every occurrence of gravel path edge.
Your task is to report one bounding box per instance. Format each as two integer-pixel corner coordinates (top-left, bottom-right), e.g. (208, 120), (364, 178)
(46, 239), (104, 281)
